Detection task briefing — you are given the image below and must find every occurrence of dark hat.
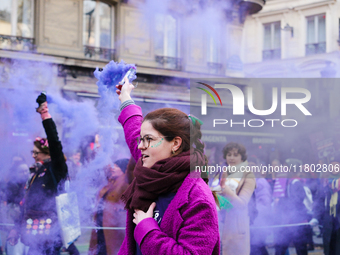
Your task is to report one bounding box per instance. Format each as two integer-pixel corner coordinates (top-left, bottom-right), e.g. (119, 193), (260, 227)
(114, 158), (129, 173)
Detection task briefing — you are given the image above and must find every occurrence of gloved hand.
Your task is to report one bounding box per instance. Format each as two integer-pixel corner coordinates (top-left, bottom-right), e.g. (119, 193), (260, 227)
(36, 93), (51, 120)
(309, 218), (319, 226)
(36, 92), (47, 105)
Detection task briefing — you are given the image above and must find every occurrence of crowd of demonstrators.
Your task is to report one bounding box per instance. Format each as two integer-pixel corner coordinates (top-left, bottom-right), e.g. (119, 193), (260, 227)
(2, 89), (340, 255)
(0, 93), (136, 255)
(115, 78), (220, 254)
(89, 158), (135, 255)
(211, 145), (331, 255)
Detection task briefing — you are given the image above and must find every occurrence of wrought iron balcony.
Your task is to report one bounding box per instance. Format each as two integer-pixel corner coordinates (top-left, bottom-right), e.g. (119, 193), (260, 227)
(262, 49), (281, 61)
(0, 35), (36, 52)
(84, 46), (115, 61)
(305, 42), (326, 56)
(155, 56), (182, 70)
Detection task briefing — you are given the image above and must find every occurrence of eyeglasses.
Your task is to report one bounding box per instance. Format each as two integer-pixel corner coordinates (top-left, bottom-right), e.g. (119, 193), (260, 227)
(136, 135), (171, 148)
(31, 150), (43, 156)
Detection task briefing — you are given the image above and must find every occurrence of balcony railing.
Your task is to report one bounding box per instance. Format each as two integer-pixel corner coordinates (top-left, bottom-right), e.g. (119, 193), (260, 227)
(305, 42), (326, 56)
(84, 46), (115, 61)
(262, 49), (281, 61)
(155, 56), (182, 70)
(207, 62), (223, 74)
(0, 35), (36, 52)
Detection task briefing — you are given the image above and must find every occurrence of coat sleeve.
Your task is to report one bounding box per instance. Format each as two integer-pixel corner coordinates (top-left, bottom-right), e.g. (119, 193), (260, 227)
(118, 104), (143, 162)
(42, 118), (68, 182)
(134, 201), (219, 255)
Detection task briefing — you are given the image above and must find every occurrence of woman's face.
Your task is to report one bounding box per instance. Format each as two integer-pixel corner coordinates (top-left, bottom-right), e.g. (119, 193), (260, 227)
(106, 164), (124, 181)
(226, 148), (243, 166)
(138, 121), (173, 168)
(32, 145), (49, 163)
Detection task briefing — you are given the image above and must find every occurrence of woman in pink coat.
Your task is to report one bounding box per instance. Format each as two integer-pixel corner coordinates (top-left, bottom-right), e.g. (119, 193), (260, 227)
(115, 78), (220, 255)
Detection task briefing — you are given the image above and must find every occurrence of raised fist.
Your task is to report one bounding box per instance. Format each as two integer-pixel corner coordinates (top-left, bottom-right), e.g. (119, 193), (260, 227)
(36, 92), (47, 106)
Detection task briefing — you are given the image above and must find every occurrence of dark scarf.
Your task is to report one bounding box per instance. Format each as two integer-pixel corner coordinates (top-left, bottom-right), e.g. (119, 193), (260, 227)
(121, 149), (205, 212)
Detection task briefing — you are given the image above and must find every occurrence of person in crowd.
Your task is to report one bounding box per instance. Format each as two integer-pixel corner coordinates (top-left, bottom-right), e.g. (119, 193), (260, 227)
(219, 142), (256, 255)
(274, 158), (310, 255)
(311, 153), (340, 255)
(7, 93), (68, 255)
(268, 159), (281, 192)
(67, 150), (82, 181)
(4, 157), (30, 255)
(248, 155), (272, 255)
(114, 77), (219, 255)
(208, 150), (232, 244)
(301, 164), (321, 202)
(296, 164), (315, 251)
(89, 157), (135, 255)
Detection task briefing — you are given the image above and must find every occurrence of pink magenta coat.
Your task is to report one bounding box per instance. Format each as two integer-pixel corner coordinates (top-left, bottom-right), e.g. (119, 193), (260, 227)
(117, 104), (220, 255)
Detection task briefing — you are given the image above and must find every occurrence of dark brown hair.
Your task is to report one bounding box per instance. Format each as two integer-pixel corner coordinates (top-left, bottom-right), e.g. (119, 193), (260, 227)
(144, 108), (220, 206)
(222, 142), (247, 162)
(144, 108), (205, 158)
(33, 140), (50, 155)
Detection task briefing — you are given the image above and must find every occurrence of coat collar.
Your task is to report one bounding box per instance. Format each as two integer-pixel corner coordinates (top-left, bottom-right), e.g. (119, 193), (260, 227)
(165, 173), (199, 210)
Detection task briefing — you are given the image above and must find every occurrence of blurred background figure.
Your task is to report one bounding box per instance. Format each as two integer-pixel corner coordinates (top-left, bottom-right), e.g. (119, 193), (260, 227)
(268, 159), (281, 192)
(4, 156), (30, 255)
(89, 157), (135, 255)
(312, 153), (340, 255)
(248, 155), (272, 255)
(274, 158), (310, 255)
(67, 150), (82, 181)
(220, 142), (256, 255)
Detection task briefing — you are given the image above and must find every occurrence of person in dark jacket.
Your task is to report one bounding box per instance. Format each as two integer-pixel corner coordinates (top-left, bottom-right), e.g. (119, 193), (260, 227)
(249, 156), (272, 255)
(7, 93), (68, 255)
(4, 158), (30, 255)
(311, 154), (340, 255)
(274, 159), (310, 255)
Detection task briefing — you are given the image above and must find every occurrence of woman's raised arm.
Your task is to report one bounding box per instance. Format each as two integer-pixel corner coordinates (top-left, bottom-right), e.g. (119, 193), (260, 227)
(116, 77), (142, 162)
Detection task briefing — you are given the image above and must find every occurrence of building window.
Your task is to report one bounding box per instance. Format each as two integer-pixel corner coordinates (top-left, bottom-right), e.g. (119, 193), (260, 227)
(262, 22), (281, 61)
(154, 14), (181, 70)
(83, 0), (115, 61)
(0, 0), (35, 51)
(306, 14), (326, 55)
(207, 28), (223, 74)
